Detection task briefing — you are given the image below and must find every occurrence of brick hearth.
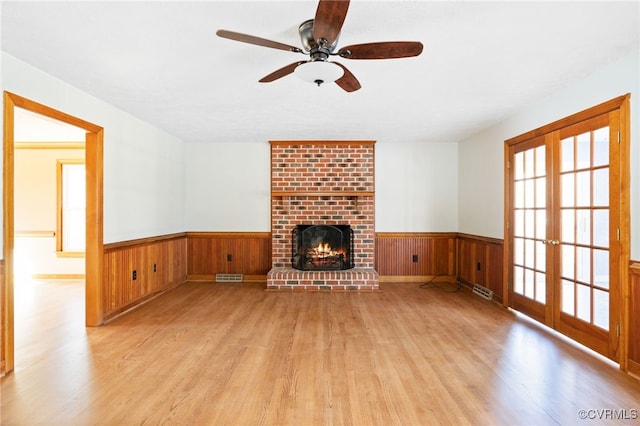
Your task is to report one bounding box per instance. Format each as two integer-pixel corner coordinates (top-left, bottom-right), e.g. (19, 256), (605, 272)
(267, 141), (379, 291)
(266, 268), (379, 291)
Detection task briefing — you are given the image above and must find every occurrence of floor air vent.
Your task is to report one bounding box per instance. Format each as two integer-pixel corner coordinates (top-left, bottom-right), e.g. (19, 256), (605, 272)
(472, 284), (493, 300)
(215, 274), (243, 283)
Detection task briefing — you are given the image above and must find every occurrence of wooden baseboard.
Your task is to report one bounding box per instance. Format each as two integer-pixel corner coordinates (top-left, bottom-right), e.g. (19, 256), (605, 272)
(628, 359), (640, 379)
(379, 275), (457, 283)
(187, 275), (214, 282)
(32, 274), (85, 280)
(103, 280), (184, 323)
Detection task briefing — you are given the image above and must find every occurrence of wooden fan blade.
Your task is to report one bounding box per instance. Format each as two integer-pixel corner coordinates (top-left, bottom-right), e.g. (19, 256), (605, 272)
(338, 42), (423, 59)
(217, 29), (303, 53)
(333, 62), (361, 92)
(259, 61), (307, 83)
(313, 0), (350, 47)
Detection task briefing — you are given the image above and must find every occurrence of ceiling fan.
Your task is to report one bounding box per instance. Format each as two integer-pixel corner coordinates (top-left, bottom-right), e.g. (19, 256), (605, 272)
(216, 0), (423, 92)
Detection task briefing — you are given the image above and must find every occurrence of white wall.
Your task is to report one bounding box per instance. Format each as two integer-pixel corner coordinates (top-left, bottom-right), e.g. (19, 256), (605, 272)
(376, 142), (458, 232)
(184, 141), (458, 233)
(1, 52), (187, 245)
(185, 142), (271, 231)
(458, 50), (640, 257)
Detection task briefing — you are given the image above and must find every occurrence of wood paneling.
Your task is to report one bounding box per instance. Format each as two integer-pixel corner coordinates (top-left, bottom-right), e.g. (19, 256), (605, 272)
(628, 263), (640, 377)
(103, 234), (187, 320)
(457, 233), (504, 302)
(375, 233), (457, 280)
(186, 232), (271, 280)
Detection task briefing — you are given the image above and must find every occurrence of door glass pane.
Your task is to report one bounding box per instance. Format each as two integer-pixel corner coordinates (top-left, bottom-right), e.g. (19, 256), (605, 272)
(576, 284), (591, 322)
(525, 179), (534, 208)
(576, 132), (591, 169)
(536, 242), (546, 271)
(514, 152), (524, 180)
(535, 177), (546, 208)
(562, 280), (575, 315)
(524, 149), (534, 178)
(594, 249), (609, 289)
(561, 137), (574, 172)
(514, 238), (524, 265)
(562, 245), (574, 279)
(525, 239), (535, 268)
(593, 289), (609, 330)
(576, 171), (590, 206)
(515, 181), (524, 208)
(593, 127), (609, 167)
(535, 272), (546, 303)
(536, 210), (546, 240)
(576, 209), (591, 245)
(562, 173), (575, 207)
(515, 210), (524, 237)
(524, 269), (534, 299)
(525, 210), (535, 238)
(514, 266), (524, 294)
(561, 210), (574, 243)
(593, 210), (609, 248)
(593, 168), (609, 206)
(576, 247), (591, 283)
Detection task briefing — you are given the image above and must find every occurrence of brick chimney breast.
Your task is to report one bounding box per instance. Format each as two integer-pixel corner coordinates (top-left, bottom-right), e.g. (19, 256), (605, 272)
(267, 141), (379, 291)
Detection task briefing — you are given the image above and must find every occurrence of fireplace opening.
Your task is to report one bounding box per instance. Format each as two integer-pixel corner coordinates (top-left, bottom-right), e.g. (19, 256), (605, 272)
(292, 224), (354, 271)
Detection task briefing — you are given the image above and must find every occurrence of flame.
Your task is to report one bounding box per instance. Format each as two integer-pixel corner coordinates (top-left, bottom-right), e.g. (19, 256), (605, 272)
(305, 240), (346, 267)
(315, 242), (332, 257)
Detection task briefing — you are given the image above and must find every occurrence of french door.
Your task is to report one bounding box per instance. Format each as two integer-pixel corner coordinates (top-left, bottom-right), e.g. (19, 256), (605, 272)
(506, 98), (628, 362)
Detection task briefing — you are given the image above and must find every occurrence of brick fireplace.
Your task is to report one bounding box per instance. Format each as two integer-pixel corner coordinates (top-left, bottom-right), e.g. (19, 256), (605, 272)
(266, 141), (379, 291)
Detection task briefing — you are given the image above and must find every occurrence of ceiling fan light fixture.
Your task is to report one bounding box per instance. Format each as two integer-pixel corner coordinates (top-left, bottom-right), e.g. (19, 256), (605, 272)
(294, 60), (344, 86)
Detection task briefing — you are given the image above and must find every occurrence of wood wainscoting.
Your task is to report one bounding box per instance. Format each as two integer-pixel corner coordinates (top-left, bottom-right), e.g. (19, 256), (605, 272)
(375, 233), (457, 282)
(186, 232), (271, 282)
(375, 232), (504, 300)
(628, 262), (640, 377)
(457, 233), (504, 302)
(103, 233), (187, 321)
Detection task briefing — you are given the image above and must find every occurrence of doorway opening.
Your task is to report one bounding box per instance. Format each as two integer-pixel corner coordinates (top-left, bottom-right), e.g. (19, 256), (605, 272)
(3, 92), (104, 375)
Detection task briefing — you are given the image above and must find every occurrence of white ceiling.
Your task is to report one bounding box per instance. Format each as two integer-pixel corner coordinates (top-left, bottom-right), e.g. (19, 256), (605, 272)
(2, 1), (639, 144)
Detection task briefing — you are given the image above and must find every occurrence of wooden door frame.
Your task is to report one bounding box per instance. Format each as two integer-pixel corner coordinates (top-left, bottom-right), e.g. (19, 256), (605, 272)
(503, 94), (630, 370)
(2, 92), (104, 374)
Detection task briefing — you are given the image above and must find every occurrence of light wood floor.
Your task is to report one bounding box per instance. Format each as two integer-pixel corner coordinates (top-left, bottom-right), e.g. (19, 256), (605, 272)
(2, 279), (640, 425)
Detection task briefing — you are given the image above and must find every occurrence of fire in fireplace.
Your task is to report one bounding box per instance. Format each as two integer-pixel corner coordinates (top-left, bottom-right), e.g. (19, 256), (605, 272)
(292, 224), (354, 271)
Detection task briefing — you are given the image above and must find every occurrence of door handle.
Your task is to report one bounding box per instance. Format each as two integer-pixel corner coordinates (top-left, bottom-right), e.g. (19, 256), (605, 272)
(542, 239), (560, 245)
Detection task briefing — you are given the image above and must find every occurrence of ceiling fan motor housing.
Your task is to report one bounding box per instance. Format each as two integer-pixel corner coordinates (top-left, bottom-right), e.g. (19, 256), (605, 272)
(299, 19), (339, 56)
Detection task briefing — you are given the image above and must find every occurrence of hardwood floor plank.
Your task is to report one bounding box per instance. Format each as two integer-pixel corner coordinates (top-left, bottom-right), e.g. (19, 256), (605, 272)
(2, 279), (640, 425)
